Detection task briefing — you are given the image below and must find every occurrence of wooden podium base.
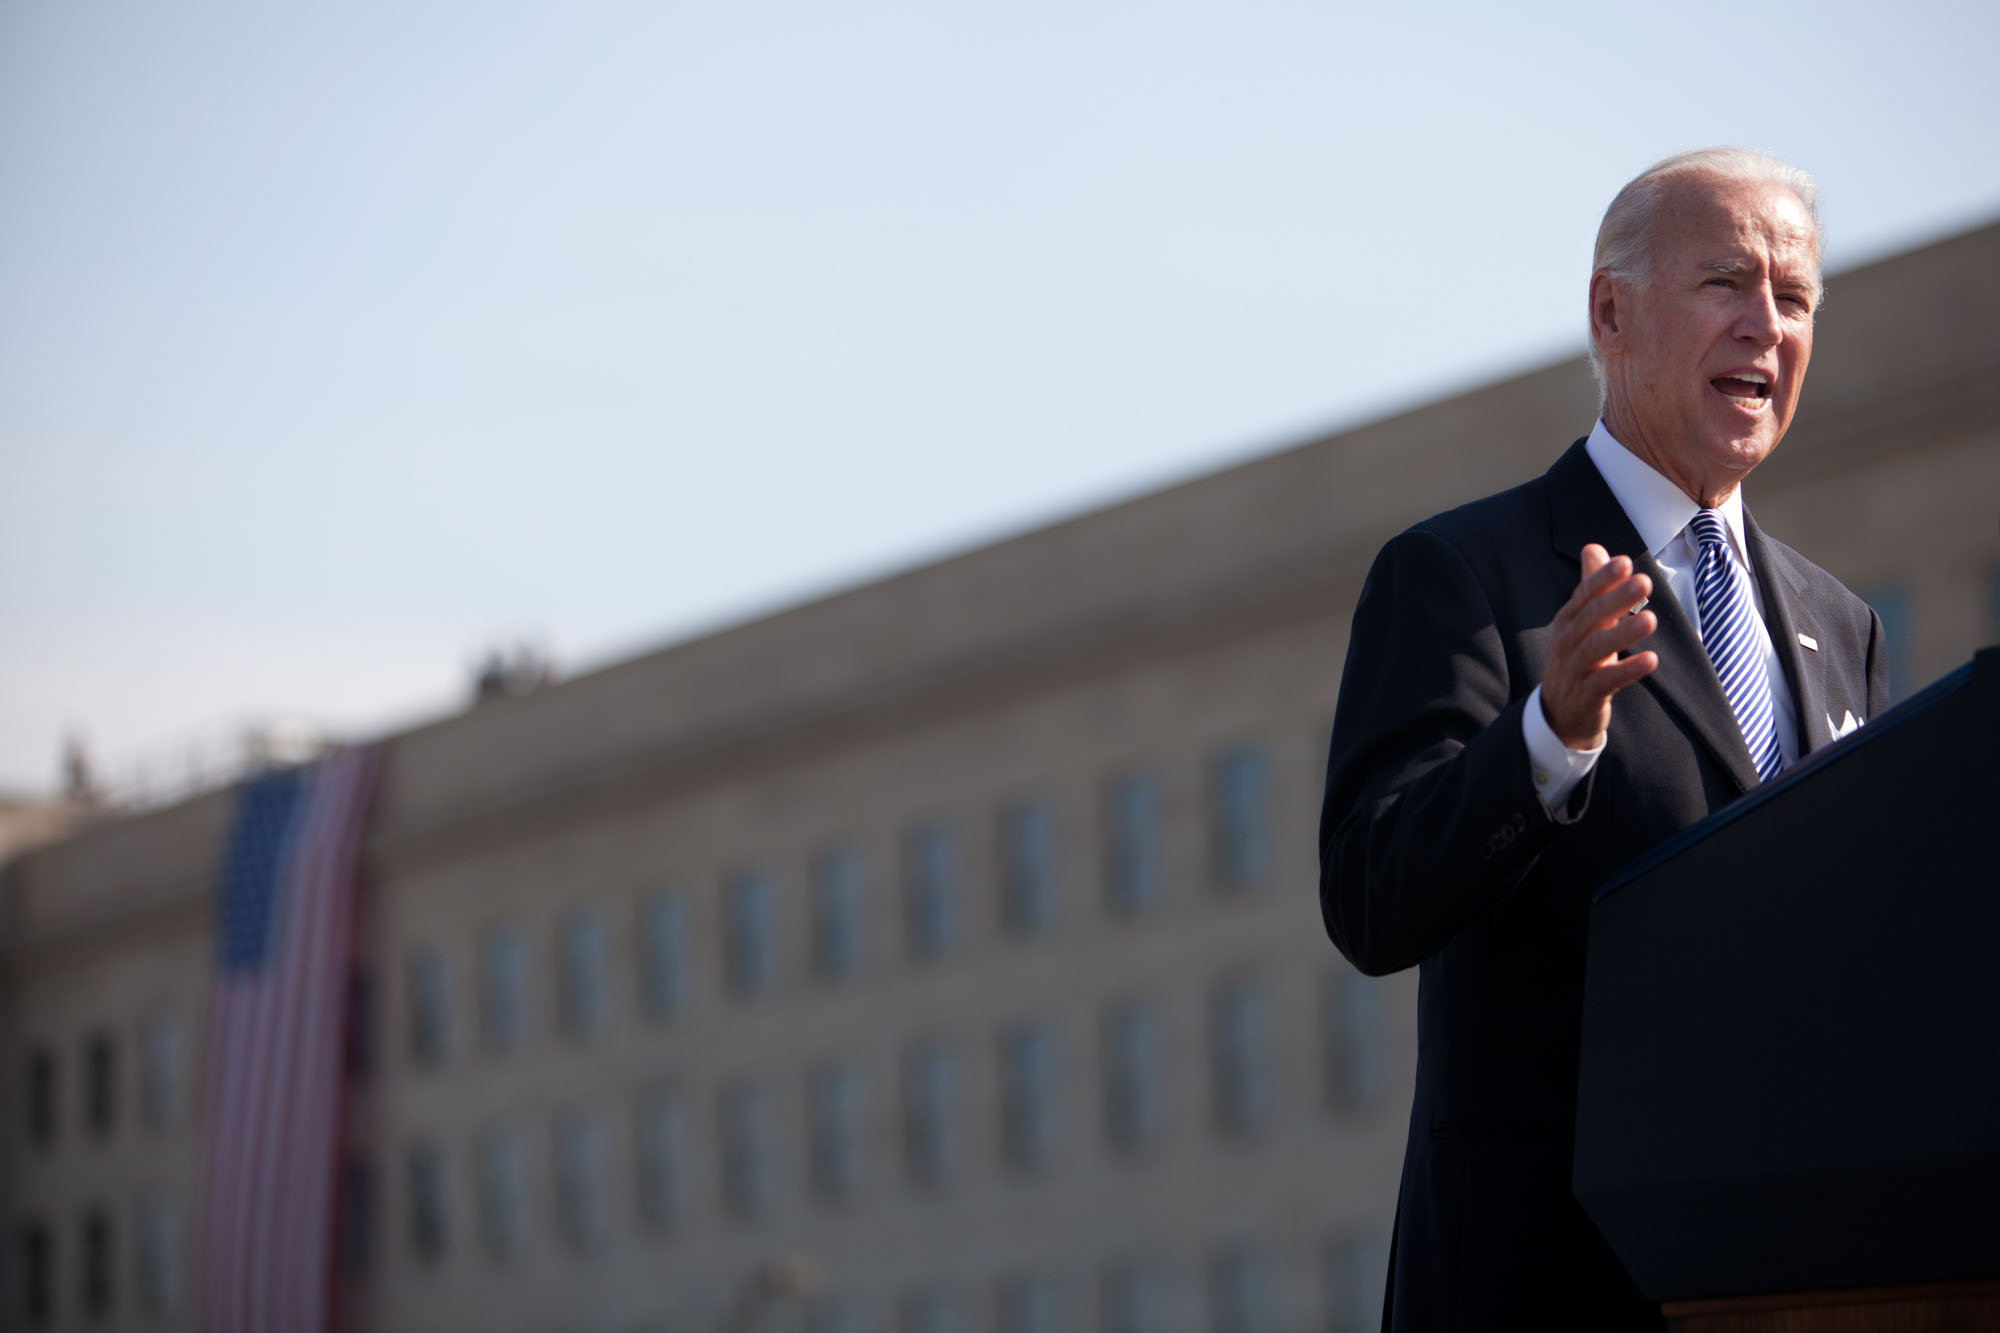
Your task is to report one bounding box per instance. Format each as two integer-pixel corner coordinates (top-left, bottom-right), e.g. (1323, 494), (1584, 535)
(1663, 1281), (2000, 1332)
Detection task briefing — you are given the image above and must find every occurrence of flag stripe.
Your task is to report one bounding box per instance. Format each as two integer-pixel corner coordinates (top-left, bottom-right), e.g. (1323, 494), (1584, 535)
(254, 765), (330, 1327)
(281, 757), (369, 1326)
(198, 746), (379, 1333)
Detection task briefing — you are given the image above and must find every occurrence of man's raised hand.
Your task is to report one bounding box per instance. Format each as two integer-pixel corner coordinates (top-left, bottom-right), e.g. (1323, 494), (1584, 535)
(1540, 543), (1658, 750)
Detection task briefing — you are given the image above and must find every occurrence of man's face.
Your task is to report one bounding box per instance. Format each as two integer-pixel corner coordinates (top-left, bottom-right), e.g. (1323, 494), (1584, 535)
(1593, 174), (1819, 506)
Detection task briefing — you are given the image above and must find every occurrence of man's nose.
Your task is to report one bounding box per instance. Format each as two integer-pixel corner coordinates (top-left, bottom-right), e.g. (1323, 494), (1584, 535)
(1735, 286), (1783, 344)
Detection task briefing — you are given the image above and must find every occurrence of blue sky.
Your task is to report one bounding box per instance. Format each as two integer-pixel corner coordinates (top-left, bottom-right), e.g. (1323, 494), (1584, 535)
(4, 0), (1997, 794)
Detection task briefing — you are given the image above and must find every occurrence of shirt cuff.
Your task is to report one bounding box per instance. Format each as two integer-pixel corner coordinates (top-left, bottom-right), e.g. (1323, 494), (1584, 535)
(1523, 683), (1603, 813)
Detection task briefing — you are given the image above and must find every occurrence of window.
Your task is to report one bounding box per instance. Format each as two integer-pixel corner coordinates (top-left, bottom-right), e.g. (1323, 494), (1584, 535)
(1323, 1232), (1389, 1333)
(900, 1289), (959, 1333)
(999, 1022), (1056, 1172)
(20, 1220), (52, 1327)
(904, 821), (958, 960)
(639, 891), (686, 1019)
(1100, 1256), (1165, 1333)
(811, 847), (863, 980)
(340, 1155), (374, 1278)
(406, 946), (450, 1068)
(999, 799), (1056, 936)
(1209, 1243), (1271, 1333)
(345, 965), (374, 1079)
(902, 1041), (957, 1188)
(1210, 744), (1271, 889)
(1212, 977), (1272, 1137)
(553, 1111), (605, 1251)
(84, 1032), (116, 1140)
(720, 1082), (773, 1220)
(140, 1017), (184, 1132)
(1861, 584), (1914, 701)
(557, 908), (606, 1037)
(723, 869), (775, 998)
(81, 1208), (112, 1318)
(636, 1089), (688, 1232)
(407, 1141), (449, 1264)
(808, 1063), (864, 1203)
(1103, 770), (1160, 916)
(997, 1270), (1059, 1333)
(27, 1047), (56, 1148)
(136, 1198), (181, 1317)
(480, 926), (528, 1053)
(1324, 964), (1388, 1115)
(477, 1128), (527, 1262)
(1102, 1001), (1161, 1152)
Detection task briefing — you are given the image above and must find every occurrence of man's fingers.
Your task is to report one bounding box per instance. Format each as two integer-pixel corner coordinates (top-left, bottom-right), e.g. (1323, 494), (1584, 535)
(1584, 571), (1651, 624)
(1558, 644), (1658, 724)
(1563, 553), (1639, 619)
(1564, 613), (1655, 680)
(1579, 622), (1660, 685)
(1559, 547), (1615, 615)
(1543, 547), (1658, 746)
(1576, 603), (1656, 660)
(1555, 569), (1651, 652)
(1585, 649), (1659, 697)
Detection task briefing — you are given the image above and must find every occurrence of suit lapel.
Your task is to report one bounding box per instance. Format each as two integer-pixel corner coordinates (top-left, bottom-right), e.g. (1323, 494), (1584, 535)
(1745, 512), (1831, 754)
(1542, 441), (1759, 795)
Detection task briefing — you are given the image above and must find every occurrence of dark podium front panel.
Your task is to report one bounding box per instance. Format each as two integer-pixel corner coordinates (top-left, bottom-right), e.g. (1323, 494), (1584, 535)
(1575, 647), (2000, 1303)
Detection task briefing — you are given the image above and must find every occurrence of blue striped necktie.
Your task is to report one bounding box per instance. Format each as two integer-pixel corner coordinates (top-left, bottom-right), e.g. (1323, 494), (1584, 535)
(1689, 509), (1784, 782)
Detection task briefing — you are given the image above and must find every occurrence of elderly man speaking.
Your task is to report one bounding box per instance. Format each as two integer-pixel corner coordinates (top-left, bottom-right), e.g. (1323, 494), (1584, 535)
(1318, 149), (1890, 1330)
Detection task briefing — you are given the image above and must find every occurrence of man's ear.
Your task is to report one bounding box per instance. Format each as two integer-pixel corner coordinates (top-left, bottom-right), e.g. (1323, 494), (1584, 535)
(1588, 271), (1625, 358)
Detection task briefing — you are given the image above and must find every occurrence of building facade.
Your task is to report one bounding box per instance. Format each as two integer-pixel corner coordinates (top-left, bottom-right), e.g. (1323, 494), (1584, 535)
(5, 221), (1998, 1333)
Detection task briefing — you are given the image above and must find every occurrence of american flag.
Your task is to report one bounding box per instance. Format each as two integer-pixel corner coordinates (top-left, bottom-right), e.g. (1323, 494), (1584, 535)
(198, 745), (380, 1333)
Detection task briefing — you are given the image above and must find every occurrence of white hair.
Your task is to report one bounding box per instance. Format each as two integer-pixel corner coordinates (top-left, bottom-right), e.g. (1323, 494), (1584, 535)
(1587, 147), (1825, 399)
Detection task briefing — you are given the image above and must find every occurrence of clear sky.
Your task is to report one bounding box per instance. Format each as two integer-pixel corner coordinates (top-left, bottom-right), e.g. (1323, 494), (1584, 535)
(4, 0), (1997, 796)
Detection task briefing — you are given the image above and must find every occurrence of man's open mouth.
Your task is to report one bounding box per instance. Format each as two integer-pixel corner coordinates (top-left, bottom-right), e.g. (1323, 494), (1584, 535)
(1711, 373), (1772, 406)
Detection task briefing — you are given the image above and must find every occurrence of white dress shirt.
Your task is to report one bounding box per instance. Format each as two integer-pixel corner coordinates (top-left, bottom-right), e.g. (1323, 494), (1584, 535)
(1525, 420), (1801, 810)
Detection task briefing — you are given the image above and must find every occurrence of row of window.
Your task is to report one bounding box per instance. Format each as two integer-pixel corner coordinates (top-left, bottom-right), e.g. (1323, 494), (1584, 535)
(398, 743), (1287, 1069)
(14, 1200), (180, 1328)
(11, 1200), (1381, 1333)
(783, 1239), (1388, 1333)
(17, 741), (1296, 1148)
(22, 1017), (184, 1151)
(18, 956), (1383, 1240)
(365, 965), (1386, 1276)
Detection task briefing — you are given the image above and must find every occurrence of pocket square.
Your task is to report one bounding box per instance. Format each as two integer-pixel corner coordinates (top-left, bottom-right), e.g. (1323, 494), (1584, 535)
(1827, 709), (1862, 739)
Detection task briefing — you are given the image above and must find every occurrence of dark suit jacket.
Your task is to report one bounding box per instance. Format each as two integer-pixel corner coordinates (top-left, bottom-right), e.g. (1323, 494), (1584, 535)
(1318, 439), (1889, 1331)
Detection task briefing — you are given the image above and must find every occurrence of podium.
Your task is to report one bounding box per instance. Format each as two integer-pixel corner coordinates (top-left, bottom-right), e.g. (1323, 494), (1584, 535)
(1574, 647), (2000, 1332)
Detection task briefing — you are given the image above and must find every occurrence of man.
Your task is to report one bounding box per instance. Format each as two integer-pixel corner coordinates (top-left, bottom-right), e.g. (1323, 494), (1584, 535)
(1318, 148), (1890, 1330)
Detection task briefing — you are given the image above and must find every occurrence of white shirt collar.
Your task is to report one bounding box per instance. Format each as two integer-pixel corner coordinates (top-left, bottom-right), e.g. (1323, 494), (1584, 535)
(1584, 419), (1748, 561)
